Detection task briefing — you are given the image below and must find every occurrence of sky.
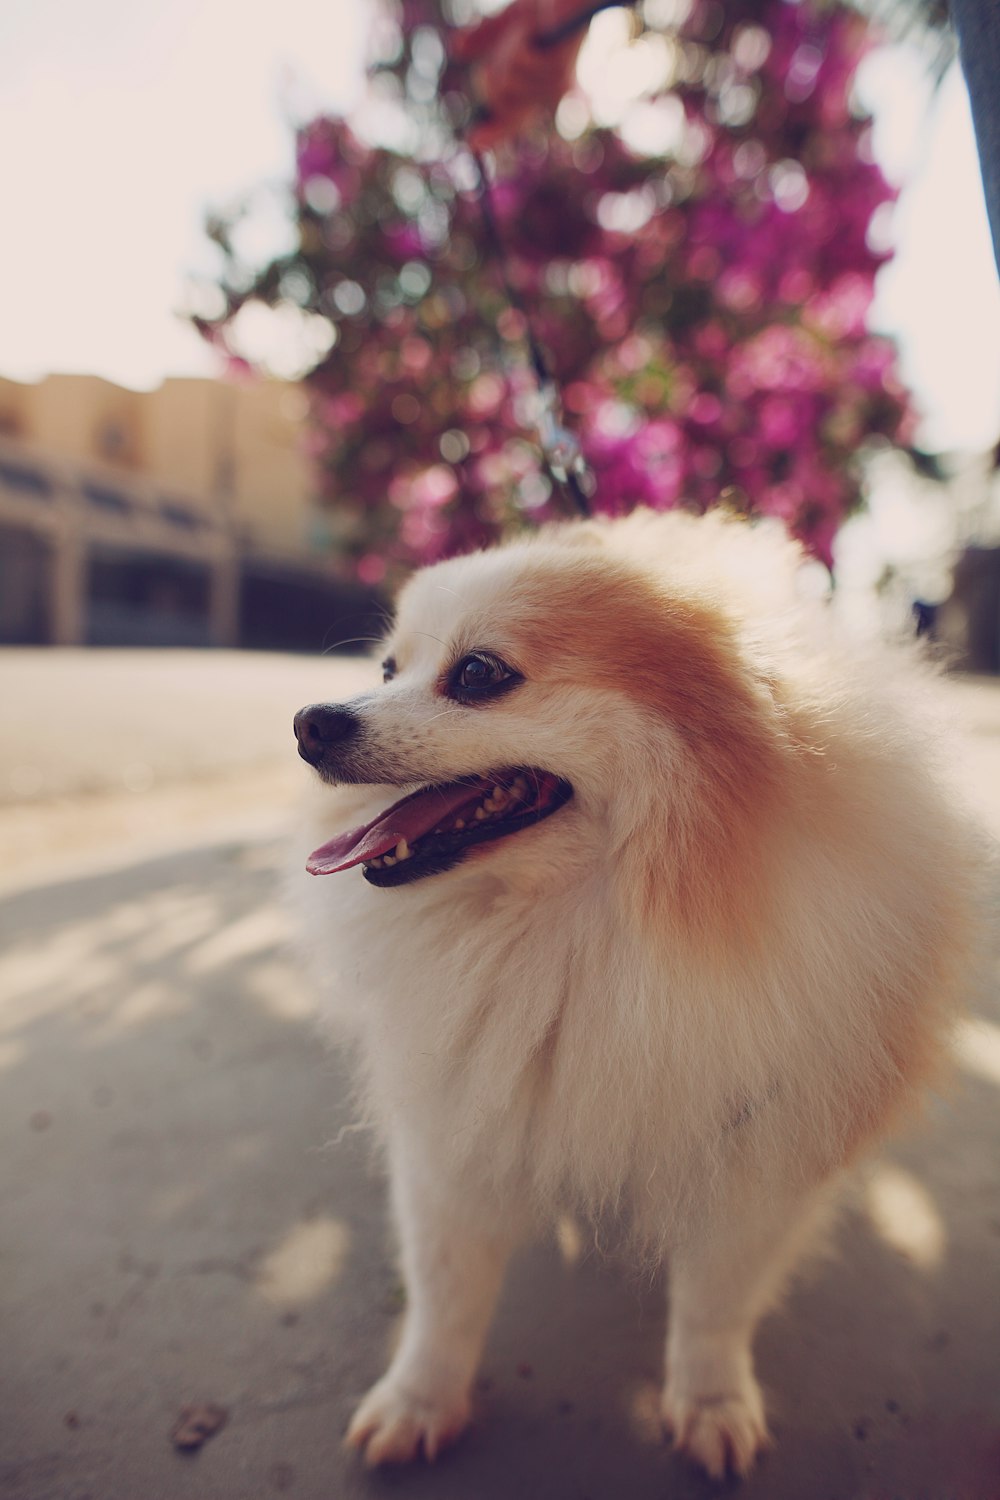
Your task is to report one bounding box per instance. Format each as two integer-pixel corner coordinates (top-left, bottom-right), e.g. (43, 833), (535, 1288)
(1, 0), (998, 455)
(0, 0), (366, 386)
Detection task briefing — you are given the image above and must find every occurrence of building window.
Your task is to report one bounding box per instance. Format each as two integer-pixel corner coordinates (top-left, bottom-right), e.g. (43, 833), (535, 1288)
(0, 459), (53, 499)
(159, 499), (204, 531)
(83, 481), (132, 515)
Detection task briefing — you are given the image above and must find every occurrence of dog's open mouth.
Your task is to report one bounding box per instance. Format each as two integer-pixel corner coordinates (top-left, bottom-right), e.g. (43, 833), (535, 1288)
(307, 768), (574, 887)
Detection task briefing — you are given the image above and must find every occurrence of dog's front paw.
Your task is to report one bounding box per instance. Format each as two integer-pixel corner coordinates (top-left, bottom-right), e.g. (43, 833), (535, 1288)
(662, 1381), (770, 1480)
(345, 1374), (471, 1466)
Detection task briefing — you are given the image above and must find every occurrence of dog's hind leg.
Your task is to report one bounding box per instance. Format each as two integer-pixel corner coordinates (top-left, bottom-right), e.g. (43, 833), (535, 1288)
(661, 1179), (834, 1480)
(346, 1139), (521, 1466)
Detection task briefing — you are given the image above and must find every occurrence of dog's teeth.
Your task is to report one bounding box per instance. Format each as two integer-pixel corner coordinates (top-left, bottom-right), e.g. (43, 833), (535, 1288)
(383, 854), (397, 866)
(454, 818), (465, 830)
(395, 839), (410, 861)
(475, 806), (487, 821)
(370, 857), (384, 869)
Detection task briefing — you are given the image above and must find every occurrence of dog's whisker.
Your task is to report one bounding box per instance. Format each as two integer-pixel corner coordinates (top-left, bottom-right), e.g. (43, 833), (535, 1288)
(321, 635), (387, 656)
(419, 708), (464, 729)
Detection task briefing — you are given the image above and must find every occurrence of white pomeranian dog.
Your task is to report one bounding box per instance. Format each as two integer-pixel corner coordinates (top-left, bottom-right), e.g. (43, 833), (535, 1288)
(292, 509), (982, 1480)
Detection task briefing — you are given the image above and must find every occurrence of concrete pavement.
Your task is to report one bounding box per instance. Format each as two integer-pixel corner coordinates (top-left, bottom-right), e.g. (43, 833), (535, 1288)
(0, 650), (374, 894)
(2, 652), (1000, 1500)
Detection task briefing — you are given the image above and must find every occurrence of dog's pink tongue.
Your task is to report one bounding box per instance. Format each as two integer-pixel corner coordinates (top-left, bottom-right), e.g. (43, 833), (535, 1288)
(306, 782), (483, 876)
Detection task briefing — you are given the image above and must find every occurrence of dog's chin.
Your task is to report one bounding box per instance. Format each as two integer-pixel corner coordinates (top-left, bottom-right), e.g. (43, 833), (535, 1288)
(307, 767), (574, 888)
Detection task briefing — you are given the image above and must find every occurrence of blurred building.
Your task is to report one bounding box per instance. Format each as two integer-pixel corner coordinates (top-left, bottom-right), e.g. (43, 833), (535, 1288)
(0, 373), (377, 650)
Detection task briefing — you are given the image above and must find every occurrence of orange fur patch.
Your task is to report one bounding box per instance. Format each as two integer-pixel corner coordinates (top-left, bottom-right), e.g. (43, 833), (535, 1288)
(495, 553), (793, 952)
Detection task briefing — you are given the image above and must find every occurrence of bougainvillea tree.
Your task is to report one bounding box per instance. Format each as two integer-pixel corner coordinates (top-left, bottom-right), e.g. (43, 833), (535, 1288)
(195, 0), (915, 580)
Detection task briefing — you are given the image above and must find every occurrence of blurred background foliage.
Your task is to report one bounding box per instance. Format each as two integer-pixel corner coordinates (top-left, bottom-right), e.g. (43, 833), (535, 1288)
(194, 0), (946, 581)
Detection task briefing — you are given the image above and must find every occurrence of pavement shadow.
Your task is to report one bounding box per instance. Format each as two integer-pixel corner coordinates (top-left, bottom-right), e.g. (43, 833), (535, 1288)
(0, 841), (998, 1500)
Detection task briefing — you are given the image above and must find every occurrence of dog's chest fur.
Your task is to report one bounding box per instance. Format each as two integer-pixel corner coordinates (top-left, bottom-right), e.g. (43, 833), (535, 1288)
(304, 842), (818, 1237)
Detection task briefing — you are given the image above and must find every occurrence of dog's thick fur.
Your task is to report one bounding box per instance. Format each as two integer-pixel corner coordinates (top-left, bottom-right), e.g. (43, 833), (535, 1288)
(294, 510), (982, 1478)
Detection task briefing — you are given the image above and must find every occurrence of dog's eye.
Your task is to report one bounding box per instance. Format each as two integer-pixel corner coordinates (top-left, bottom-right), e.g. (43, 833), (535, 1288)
(459, 654), (499, 689)
(449, 652), (521, 702)
(382, 656), (397, 684)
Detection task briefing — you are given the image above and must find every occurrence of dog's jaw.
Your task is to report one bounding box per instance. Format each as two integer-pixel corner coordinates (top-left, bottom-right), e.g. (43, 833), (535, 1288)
(306, 768), (574, 887)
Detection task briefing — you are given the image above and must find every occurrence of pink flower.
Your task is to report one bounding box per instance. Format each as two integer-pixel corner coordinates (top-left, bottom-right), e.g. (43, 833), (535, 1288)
(688, 393), (723, 427)
(384, 224), (425, 261)
(356, 553), (387, 585)
(201, 0), (914, 579)
(804, 273), (874, 339)
(410, 465), (459, 509)
(758, 395), (802, 449)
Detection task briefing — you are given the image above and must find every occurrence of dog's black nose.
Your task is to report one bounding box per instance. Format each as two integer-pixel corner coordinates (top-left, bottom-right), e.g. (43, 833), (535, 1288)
(293, 703), (361, 766)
